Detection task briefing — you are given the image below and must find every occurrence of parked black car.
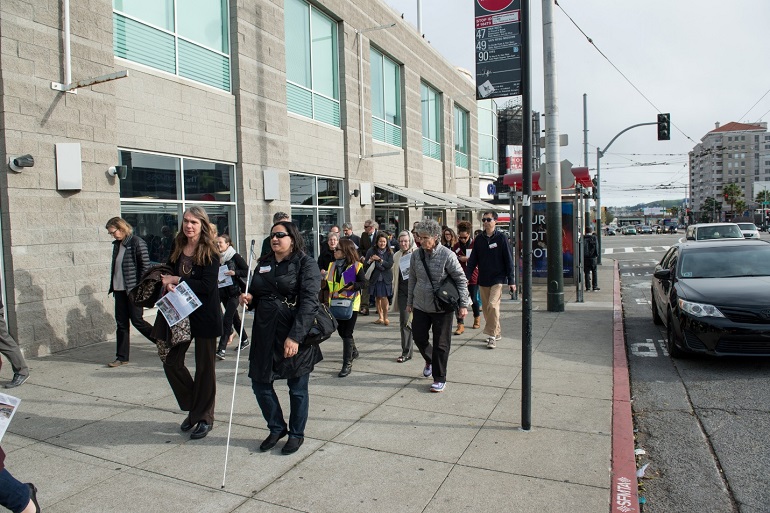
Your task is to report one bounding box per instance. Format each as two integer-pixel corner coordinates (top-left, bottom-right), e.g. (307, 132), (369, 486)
(650, 239), (770, 357)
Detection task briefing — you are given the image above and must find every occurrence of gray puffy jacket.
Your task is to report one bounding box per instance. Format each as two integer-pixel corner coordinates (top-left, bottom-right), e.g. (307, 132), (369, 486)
(407, 244), (470, 313)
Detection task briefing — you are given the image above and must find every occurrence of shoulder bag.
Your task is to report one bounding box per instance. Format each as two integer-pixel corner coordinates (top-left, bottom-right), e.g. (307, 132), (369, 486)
(275, 255), (337, 345)
(419, 249), (460, 312)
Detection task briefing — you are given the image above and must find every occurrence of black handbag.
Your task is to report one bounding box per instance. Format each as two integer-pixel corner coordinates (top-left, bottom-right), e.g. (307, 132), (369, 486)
(419, 249), (460, 312)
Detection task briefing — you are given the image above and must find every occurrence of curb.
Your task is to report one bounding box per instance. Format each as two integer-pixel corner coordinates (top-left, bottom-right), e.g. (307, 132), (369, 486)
(610, 260), (640, 513)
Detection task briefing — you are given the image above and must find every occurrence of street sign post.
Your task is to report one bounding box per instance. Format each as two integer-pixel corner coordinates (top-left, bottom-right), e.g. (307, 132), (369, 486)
(474, 0), (522, 99)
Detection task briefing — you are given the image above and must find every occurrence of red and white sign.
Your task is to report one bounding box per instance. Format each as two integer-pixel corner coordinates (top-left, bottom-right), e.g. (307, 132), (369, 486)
(477, 0), (515, 12)
(506, 145), (523, 173)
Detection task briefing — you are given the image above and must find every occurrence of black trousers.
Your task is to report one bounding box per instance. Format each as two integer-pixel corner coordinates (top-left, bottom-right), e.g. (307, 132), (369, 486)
(163, 337), (217, 425)
(336, 312), (359, 339)
(218, 294), (247, 351)
(113, 290), (154, 362)
(584, 258), (598, 289)
(412, 309), (453, 383)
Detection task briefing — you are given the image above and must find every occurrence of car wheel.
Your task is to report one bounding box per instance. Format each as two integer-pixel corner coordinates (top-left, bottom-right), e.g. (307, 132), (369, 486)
(666, 313), (687, 358)
(651, 293), (663, 325)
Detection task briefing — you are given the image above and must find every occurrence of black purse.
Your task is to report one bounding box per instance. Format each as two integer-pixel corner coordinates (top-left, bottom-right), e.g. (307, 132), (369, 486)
(419, 249), (460, 312)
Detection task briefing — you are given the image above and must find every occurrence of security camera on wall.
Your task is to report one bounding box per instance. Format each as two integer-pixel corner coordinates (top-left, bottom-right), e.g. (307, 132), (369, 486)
(8, 154), (34, 172)
(108, 165), (128, 180)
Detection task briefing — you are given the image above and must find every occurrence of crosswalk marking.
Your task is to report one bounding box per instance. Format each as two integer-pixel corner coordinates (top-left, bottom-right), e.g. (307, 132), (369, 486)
(604, 246), (670, 254)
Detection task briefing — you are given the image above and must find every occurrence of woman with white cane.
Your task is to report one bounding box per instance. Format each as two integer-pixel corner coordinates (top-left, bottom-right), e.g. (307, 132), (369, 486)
(239, 221), (322, 455)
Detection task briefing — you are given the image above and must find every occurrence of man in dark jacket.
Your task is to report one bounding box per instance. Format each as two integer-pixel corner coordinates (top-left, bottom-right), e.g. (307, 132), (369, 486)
(357, 220), (378, 315)
(583, 226), (599, 291)
(465, 211), (515, 349)
(341, 222), (361, 249)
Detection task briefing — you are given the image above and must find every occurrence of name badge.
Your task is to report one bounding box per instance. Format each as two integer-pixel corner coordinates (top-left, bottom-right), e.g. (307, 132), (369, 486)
(489, 243), (498, 249)
(259, 265), (271, 273)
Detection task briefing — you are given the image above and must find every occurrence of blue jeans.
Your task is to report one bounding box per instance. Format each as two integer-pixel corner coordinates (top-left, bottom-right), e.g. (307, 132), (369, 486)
(251, 373), (310, 439)
(0, 468), (30, 513)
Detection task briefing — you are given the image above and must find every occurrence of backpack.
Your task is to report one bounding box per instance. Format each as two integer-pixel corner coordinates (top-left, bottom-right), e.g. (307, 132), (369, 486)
(584, 234), (598, 259)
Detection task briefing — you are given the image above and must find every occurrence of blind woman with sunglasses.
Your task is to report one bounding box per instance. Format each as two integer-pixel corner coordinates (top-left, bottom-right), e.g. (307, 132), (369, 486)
(240, 221), (323, 455)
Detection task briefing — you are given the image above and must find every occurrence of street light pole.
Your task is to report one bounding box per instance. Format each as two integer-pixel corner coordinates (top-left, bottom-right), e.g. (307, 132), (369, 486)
(596, 121), (658, 264)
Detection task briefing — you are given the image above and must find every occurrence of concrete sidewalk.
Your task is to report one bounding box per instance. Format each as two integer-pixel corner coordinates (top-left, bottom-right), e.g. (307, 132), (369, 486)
(1, 265), (620, 512)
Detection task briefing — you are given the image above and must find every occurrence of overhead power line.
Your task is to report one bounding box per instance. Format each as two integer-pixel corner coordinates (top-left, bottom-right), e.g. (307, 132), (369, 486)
(554, 0), (696, 144)
(739, 86), (770, 122)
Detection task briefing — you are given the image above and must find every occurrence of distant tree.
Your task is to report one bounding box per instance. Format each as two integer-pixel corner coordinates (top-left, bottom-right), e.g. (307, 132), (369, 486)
(605, 210), (615, 223)
(722, 182), (743, 213)
(669, 206), (679, 217)
(756, 189), (770, 205)
(702, 197), (722, 223)
(735, 200), (747, 217)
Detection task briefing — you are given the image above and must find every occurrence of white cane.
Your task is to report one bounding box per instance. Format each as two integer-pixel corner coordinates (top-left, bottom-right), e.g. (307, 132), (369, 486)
(222, 239), (256, 489)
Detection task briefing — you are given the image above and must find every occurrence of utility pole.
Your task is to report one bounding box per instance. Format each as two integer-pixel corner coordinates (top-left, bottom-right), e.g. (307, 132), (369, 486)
(542, 0), (564, 312)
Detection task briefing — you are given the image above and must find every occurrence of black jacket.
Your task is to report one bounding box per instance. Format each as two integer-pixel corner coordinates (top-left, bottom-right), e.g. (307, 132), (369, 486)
(359, 231), (375, 256)
(109, 234), (150, 294)
(220, 252), (249, 298)
(247, 251), (323, 382)
(364, 247), (394, 285)
(465, 229), (515, 287)
(170, 256), (223, 339)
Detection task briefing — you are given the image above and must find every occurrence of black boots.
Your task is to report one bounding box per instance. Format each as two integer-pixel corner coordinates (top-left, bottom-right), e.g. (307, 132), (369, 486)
(339, 337), (357, 377)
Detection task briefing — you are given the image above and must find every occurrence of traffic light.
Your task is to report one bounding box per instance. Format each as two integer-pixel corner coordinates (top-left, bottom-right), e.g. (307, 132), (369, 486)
(724, 193), (729, 201)
(657, 113), (670, 141)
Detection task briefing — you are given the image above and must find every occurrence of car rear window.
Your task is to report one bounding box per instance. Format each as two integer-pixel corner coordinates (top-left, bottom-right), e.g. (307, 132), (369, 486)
(695, 225), (743, 240)
(679, 245), (770, 278)
(737, 223), (757, 230)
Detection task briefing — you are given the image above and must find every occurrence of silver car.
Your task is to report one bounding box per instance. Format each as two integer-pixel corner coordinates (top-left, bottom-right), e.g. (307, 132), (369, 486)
(737, 222), (761, 239)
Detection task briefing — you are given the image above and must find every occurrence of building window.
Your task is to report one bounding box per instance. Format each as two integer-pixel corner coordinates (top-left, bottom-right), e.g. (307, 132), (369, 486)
(421, 82), (441, 160)
(289, 174), (344, 258)
(285, 0), (340, 127)
(477, 99), (498, 175)
(118, 149), (237, 263)
(454, 105), (469, 169)
(113, 0), (231, 91)
(370, 48), (401, 147)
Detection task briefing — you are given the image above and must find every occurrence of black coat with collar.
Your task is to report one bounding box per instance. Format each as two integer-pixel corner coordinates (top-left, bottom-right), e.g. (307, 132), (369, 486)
(170, 255), (223, 339)
(109, 234), (150, 294)
(359, 231), (375, 256)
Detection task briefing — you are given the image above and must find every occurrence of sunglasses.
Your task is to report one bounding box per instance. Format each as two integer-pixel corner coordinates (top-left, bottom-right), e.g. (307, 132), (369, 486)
(458, 236), (469, 240)
(482, 218), (494, 222)
(271, 232), (290, 239)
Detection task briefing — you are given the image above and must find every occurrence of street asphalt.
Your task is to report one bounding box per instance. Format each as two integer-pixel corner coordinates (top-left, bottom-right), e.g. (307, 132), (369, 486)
(1, 264), (629, 512)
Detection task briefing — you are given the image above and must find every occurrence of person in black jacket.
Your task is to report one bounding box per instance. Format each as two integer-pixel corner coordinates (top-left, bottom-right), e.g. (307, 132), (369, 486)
(260, 212), (290, 258)
(215, 235), (250, 360)
(340, 222), (361, 250)
(106, 217), (154, 368)
(240, 220), (322, 455)
(160, 206), (223, 440)
(582, 226), (600, 291)
(365, 231), (394, 325)
(464, 211), (515, 349)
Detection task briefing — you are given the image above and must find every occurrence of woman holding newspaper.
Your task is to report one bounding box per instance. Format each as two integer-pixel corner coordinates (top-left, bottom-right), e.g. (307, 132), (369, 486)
(160, 206), (222, 440)
(240, 220), (322, 455)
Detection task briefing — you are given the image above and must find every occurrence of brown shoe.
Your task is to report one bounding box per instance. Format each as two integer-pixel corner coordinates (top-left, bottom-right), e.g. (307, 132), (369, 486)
(472, 316), (481, 329)
(108, 359), (128, 367)
(453, 324), (465, 336)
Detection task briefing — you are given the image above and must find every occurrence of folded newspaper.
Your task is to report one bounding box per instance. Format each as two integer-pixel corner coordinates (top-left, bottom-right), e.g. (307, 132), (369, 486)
(0, 393), (20, 442)
(155, 281), (202, 327)
(217, 265), (233, 288)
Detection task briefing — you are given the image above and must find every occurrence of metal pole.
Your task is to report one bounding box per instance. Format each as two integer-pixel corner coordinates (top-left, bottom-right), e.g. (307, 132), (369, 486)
(509, 188), (518, 300)
(542, 0), (564, 312)
(583, 94), (588, 168)
(596, 147), (602, 264)
(63, 0), (71, 86)
(520, 0), (533, 432)
(576, 186), (583, 302)
(417, 0), (423, 35)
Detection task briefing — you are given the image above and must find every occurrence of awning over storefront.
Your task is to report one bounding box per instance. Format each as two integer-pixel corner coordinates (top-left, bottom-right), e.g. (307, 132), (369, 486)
(457, 194), (497, 211)
(374, 184), (454, 208)
(422, 190), (481, 210)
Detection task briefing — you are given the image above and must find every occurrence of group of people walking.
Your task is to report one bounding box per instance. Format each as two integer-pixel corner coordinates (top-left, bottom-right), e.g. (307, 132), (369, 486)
(98, 209), (515, 460)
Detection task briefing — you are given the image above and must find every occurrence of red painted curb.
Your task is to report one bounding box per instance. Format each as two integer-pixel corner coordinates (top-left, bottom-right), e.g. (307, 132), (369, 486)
(611, 260), (639, 513)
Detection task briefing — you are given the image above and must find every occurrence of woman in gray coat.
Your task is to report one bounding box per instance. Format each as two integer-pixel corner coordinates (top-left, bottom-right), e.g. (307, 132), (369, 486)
(406, 220), (470, 392)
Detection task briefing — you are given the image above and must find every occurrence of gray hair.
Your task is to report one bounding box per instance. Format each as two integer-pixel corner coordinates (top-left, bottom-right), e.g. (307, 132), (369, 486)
(398, 230), (415, 248)
(415, 219), (441, 240)
(273, 211), (290, 223)
(327, 231), (340, 241)
(342, 222), (353, 230)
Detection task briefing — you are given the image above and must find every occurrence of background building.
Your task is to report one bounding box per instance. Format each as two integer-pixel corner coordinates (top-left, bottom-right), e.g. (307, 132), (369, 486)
(690, 121), (770, 221)
(0, 0), (493, 355)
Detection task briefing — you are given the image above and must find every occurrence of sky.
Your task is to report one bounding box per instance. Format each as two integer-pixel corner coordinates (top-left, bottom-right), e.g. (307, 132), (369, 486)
(382, 0), (770, 207)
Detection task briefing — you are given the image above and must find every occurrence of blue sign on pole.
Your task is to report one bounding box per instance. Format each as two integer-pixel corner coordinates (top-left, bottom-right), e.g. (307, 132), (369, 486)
(487, 183), (496, 195)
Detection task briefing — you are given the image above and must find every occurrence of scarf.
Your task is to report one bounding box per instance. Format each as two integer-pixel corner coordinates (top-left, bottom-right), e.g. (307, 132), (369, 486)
(220, 245), (236, 265)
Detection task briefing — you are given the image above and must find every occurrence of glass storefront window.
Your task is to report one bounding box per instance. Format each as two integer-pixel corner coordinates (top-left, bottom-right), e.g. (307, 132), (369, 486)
(119, 149), (238, 255)
(423, 209), (445, 226)
(183, 158), (232, 202)
(290, 174), (344, 258)
(119, 151), (179, 200)
(113, 0), (173, 31)
(374, 208), (404, 236)
(310, 8), (338, 100)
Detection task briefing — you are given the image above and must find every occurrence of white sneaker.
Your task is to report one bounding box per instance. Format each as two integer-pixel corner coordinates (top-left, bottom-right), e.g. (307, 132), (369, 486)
(494, 334), (502, 341)
(430, 382), (446, 393)
(486, 336), (496, 349)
